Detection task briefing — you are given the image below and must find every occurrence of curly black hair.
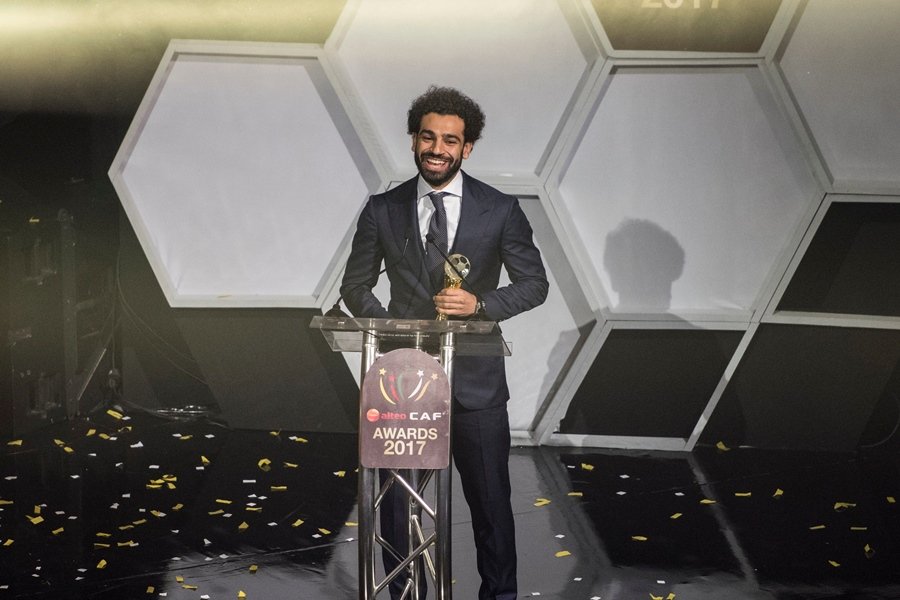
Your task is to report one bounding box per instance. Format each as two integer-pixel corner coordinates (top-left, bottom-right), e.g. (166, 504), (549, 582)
(407, 85), (486, 144)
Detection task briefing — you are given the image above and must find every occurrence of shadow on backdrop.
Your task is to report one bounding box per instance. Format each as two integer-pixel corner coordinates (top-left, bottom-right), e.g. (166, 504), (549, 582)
(603, 218), (685, 312)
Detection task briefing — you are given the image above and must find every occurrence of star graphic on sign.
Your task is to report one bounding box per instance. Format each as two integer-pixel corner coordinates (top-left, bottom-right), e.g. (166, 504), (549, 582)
(417, 370), (424, 377)
(379, 368), (386, 376)
(431, 373), (439, 381)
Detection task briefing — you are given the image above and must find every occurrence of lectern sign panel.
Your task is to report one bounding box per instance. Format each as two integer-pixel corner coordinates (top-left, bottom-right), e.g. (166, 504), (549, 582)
(360, 349), (451, 469)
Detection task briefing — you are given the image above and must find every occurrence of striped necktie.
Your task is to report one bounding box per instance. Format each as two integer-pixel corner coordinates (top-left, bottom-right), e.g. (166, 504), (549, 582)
(426, 191), (448, 291)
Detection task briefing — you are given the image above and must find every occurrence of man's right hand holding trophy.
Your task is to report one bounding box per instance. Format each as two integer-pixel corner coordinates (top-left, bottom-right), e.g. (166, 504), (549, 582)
(435, 253), (471, 321)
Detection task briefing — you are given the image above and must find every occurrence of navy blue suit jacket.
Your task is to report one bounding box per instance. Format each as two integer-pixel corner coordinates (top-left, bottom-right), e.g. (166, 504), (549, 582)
(341, 172), (549, 410)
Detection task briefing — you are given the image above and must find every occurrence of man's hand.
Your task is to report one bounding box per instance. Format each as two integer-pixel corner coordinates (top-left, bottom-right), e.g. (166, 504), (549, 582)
(434, 287), (477, 317)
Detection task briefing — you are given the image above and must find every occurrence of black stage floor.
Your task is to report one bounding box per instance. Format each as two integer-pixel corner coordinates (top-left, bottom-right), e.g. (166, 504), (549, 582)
(1, 409), (898, 600)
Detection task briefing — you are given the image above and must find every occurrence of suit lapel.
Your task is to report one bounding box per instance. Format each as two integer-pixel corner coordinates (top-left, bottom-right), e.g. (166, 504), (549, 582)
(453, 171), (492, 258)
(387, 178), (437, 302)
(386, 178), (423, 263)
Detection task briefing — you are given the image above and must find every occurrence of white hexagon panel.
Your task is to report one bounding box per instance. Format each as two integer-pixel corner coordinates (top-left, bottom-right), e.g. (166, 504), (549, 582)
(110, 40), (379, 307)
(327, 0), (597, 178)
(556, 65), (821, 317)
(500, 192), (595, 435)
(779, 0), (900, 191)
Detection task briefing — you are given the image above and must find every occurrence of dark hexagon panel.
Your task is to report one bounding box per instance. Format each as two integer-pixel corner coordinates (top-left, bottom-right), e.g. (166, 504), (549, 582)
(700, 324), (900, 451)
(590, 0), (783, 53)
(559, 327), (745, 439)
(776, 198), (900, 318)
(110, 41), (379, 308)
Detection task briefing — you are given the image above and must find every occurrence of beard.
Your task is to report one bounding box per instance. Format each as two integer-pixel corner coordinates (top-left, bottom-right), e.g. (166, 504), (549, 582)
(414, 151), (463, 188)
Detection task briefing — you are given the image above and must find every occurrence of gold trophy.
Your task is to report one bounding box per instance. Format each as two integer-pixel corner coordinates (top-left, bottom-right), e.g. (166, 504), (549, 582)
(436, 253), (471, 321)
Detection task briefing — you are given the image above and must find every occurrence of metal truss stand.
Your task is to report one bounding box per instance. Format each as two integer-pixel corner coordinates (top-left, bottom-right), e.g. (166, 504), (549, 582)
(357, 327), (454, 600)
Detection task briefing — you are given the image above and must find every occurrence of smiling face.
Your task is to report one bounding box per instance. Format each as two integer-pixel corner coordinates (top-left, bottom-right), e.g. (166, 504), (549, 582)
(411, 112), (473, 189)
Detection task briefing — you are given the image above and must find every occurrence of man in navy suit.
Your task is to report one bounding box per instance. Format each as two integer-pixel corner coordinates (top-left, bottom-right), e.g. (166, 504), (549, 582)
(341, 86), (548, 600)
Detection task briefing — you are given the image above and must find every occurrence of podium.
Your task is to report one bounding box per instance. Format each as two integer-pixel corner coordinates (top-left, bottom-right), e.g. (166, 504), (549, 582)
(310, 315), (509, 600)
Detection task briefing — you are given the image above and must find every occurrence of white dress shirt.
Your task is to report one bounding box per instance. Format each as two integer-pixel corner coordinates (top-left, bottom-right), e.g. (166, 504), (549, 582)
(416, 171), (464, 252)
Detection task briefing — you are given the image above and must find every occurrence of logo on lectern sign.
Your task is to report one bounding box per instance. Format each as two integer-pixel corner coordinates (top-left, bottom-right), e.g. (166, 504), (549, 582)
(360, 348), (451, 469)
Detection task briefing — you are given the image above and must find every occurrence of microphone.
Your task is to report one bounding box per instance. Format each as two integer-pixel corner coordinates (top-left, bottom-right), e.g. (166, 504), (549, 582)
(326, 230), (411, 318)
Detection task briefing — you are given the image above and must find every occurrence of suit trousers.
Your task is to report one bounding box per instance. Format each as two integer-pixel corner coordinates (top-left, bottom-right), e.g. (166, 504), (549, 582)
(380, 403), (517, 600)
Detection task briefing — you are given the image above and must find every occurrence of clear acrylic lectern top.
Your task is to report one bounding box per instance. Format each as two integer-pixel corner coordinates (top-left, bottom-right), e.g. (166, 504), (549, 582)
(309, 315), (510, 357)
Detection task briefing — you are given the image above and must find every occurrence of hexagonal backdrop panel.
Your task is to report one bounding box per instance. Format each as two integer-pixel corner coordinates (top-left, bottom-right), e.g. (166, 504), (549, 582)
(779, 0), (900, 190)
(328, 0), (594, 178)
(557, 65), (820, 316)
(110, 41), (377, 307)
(501, 194), (594, 433)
